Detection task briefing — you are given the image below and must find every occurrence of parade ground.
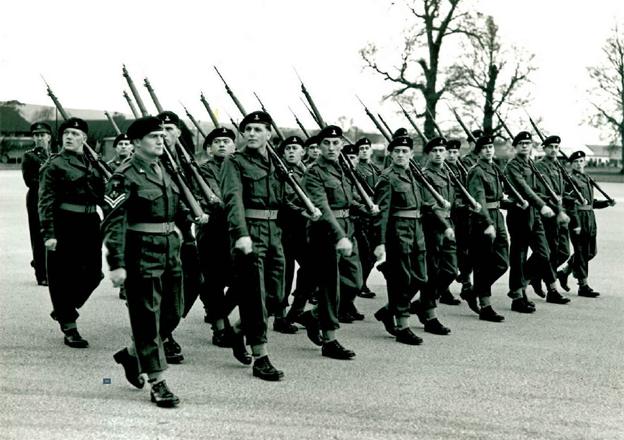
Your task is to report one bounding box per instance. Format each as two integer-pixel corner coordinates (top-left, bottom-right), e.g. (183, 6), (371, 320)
(1, 169), (622, 440)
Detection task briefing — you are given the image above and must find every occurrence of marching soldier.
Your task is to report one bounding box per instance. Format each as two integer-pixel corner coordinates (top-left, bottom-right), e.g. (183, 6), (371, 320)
(302, 125), (378, 358)
(504, 131), (570, 313)
(465, 136), (510, 322)
(372, 136), (429, 345)
(104, 116), (196, 408)
(557, 151), (615, 297)
(106, 133), (133, 170)
(529, 135), (571, 297)
(196, 127), (241, 350)
(302, 135), (321, 166)
(220, 110), (290, 380)
(445, 139), (473, 303)
(38, 118), (105, 347)
(354, 137), (381, 299)
(461, 129), (484, 168)
(22, 122), (52, 285)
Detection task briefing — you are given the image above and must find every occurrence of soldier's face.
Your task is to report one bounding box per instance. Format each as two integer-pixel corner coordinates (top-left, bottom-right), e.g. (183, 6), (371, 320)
(283, 144), (303, 165)
(162, 123), (180, 147)
(479, 144), (494, 161)
(346, 153), (358, 166)
(136, 131), (165, 158)
(515, 140), (532, 156)
(33, 132), (51, 149)
(243, 123), (271, 149)
(307, 144), (320, 159)
(62, 128), (86, 152)
(390, 146), (411, 168)
(319, 137), (342, 162)
(571, 157), (585, 172)
(446, 149), (459, 163)
(544, 144), (559, 159)
(428, 146), (446, 165)
(358, 144), (372, 161)
(115, 140), (133, 158)
(210, 137), (235, 158)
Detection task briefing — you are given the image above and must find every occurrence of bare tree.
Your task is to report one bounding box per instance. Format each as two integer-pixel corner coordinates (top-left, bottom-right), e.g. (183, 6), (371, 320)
(360, 0), (478, 138)
(587, 24), (624, 173)
(447, 15), (536, 137)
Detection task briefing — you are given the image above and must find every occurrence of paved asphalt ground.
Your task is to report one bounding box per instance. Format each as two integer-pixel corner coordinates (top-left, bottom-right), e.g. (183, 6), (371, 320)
(1, 169), (622, 440)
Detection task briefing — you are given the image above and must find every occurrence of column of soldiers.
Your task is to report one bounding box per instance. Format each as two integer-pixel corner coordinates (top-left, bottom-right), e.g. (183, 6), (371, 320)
(26, 107), (615, 409)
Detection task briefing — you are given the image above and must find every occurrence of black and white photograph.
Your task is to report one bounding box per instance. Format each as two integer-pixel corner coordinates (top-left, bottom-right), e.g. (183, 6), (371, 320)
(1, 0), (623, 438)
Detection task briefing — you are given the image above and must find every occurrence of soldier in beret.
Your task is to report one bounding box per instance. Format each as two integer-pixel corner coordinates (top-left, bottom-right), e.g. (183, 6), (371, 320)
(392, 128), (409, 139)
(103, 116), (201, 408)
(528, 135), (572, 297)
(557, 151), (615, 297)
(354, 137), (382, 299)
(465, 136), (510, 322)
(22, 122), (52, 286)
(196, 127), (245, 354)
(38, 118), (105, 348)
(303, 135), (321, 166)
(106, 133), (133, 171)
(461, 129), (484, 168)
(220, 111), (291, 380)
(301, 125), (379, 358)
(371, 136), (428, 344)
(445, 139), (475, 302)
(343, 143), (358, 166)
(504, 131), (570, 312)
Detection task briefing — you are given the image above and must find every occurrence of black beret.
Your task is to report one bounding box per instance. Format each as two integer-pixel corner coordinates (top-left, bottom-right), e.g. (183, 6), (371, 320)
(469, 129), (484, 143)
(239, 111), (272, 131)
(568, 150), (586, 162)
(393, 128), (409, 139)
(203, 127), (236, 149)
(304, 135), (320, 148)
(512, 131), (532, 146)
(446, 139), (461, 150)
(474, 135), (494, 153)
(317, 125), (343, 140)
(355, 137), (371, 150)
(280, 136), (304, 149)
(157, 111), (180, 127)
(59, 118), (88, 136)
(388, 136), (413, 152)
(113, 133), (130, 148)
(342, 144), (358, 155)
(31, 122), (52, 134)
(542, 135), (561, 146)
(423, 136), (447, 154)
(127, 116), (163, 141)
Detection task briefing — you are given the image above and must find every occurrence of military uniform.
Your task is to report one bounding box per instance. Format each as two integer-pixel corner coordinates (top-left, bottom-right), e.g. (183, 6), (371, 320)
(22, 143), (49, 284)
(446, 158), (473, 289)
(106, 155), (128, 171)
(38, 148), (105, 334)
(461, 150), (479, 169)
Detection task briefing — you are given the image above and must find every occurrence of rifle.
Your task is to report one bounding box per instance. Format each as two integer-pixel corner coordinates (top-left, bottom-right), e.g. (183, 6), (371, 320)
(104, 111), (122, 136)
(199, 92), (221, 128)
(122, 91), (140, 119)
(289, 107), (309, 138)
(181, 103), (208, 138)
(422, 105), (469, 175)
(495, 110), (562, 206)
(377, 113), (394, 140)
(253, 92), (285, 142)
(295, 76), (375, 203)
(122, 65), (149, 116)
(449, 105), (528, 207)
(355, 95), (391, 142)
(300, 97), (321, 127)
(425, 107), (445, 138)
(213, 67), (319, 216)
(524, 110), (610, 204)
(121, 68), (208, 217)
(42, 77), (113, 180)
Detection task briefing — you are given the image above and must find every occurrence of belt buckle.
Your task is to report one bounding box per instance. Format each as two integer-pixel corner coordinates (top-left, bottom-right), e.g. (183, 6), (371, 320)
(164, 223), (174, 233)
(85, 205), (95, 214)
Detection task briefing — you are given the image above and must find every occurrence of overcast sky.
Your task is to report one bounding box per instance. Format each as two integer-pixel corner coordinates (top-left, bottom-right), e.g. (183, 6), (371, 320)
(1, 0), (622, 145)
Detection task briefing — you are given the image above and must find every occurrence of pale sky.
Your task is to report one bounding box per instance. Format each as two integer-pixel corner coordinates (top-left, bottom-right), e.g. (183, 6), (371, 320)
(1, 0), (622, 146)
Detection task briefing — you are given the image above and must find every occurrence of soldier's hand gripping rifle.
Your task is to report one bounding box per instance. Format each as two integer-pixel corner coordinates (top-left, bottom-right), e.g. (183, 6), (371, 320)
(254, 92), (285, 142)
(42, 77), (113, 180)
(199, 92), (221, 128)
(449, 105), (528, 208)
(524, 111), (610, 204)
(142, 77), (221, 206)
(213, 67), (320, 217)
(121, 68), (207, 218)
(495, 110), (563, 207)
